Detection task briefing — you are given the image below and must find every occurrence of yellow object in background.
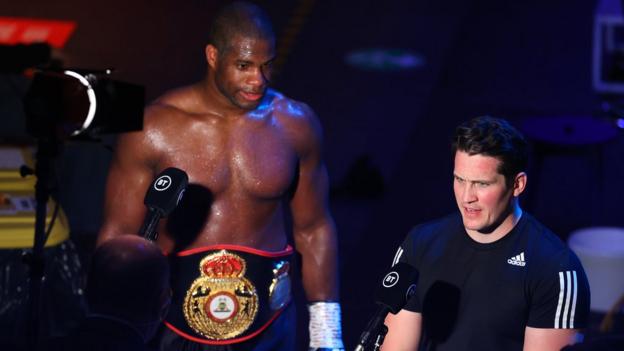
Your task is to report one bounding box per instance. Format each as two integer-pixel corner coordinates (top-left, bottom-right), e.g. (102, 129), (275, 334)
(0, 147), (70, 249)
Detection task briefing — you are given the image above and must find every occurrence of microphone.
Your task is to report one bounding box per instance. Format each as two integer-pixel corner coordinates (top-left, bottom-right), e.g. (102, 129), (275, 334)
(354, 262), (418, 351)
(139, 167), (188, 241)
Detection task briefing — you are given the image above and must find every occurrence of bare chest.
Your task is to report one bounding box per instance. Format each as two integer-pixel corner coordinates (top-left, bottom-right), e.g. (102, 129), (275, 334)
(156, 121), (297, 199)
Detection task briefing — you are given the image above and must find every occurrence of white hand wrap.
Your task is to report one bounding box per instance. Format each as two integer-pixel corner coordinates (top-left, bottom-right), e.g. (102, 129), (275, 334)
(308, 302), (344, 350)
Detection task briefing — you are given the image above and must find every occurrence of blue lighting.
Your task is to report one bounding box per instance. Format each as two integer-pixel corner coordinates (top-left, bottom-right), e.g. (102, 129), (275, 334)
(345, 48), (426, 72)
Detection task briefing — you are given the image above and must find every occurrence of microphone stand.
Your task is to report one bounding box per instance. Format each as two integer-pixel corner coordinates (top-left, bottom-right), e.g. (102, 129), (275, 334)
(139, 208), (162, 242)
(371, 325), (388, 351)
(354, 309), (389, 351)
(354, 325), (388, 351)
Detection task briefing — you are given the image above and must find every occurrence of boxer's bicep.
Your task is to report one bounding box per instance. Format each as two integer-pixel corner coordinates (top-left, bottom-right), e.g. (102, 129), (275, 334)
(288, 102), (328, 232)
(290, 148), (338, 300)
(287, 104), (339, 300)
(98, 133), (153, 245)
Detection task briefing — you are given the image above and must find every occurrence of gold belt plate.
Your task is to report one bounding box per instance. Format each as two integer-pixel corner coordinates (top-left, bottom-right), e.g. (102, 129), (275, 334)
(183, 250), (259, 340)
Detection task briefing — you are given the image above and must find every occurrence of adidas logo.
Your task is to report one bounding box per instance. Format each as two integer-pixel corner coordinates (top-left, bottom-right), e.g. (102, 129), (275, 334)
(507, 252), (526, 266)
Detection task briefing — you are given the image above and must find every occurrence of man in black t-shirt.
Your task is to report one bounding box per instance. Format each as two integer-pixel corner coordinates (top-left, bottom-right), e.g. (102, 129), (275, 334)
(382, 116), (590, 351)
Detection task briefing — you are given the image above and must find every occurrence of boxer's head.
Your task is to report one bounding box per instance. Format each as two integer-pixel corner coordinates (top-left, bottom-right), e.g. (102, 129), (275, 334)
(208, 1), (275, 55)
(451, 116), (528, 235)
(205, 1), (275, 110)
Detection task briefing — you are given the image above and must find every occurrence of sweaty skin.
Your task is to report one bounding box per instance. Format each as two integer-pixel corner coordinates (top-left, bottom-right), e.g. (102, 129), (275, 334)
(99, 34), (338, 301)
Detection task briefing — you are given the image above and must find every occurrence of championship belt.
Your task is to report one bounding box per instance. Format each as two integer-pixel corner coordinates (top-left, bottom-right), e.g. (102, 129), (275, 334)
(165, 244), (293, 345)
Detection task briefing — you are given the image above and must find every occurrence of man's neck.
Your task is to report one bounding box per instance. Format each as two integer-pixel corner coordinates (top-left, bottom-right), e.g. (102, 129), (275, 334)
(198, 75), (247, 118)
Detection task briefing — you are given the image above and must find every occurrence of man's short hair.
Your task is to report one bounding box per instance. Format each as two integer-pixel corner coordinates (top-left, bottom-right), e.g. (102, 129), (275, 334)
(452, 116), (528, 185)
(86, 236), (170, 323)
(208, 1), (275, 54)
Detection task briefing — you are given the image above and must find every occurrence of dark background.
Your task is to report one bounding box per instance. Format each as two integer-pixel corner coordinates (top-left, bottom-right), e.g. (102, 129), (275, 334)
(2, 0), (623, 349)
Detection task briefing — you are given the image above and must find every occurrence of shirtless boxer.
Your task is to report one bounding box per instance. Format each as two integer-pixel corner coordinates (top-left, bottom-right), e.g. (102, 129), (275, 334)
(98, 2), (342, 350)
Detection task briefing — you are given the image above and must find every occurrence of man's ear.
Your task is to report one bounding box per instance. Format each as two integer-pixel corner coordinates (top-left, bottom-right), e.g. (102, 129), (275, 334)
(205, 44), (218, 69)
(512, 172), (527, 197)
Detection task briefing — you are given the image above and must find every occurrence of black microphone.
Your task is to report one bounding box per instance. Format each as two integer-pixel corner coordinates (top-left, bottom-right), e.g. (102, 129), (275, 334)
(354, 262), (419, 351)
(139, 167), (188, 241)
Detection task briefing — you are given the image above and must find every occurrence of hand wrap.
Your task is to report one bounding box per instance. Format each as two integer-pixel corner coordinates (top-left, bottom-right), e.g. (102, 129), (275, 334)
(308, 302), (344, 351)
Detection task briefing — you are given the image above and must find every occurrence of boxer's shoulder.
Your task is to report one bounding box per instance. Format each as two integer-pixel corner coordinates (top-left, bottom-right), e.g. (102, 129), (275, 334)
(269, 91), (322, 152)
(115, 87), (214, 164)
(148, 86), (199, 118)
(142, 86), (224, 137)
(137, 103), (187, 149)
(269, 91), (315, 122)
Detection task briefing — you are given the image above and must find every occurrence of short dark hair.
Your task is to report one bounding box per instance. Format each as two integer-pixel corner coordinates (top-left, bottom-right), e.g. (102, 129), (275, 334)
(208, 1), (275, 54)
(86, 237), (170, 323)
(452, 116), (528, 185)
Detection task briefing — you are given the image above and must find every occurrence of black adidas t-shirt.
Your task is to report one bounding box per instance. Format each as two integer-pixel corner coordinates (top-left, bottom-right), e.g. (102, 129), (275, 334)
(394, 212), (590, 351)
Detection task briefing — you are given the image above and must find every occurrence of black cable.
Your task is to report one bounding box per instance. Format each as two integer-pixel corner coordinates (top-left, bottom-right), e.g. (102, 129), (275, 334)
(43, 201), (60, 245)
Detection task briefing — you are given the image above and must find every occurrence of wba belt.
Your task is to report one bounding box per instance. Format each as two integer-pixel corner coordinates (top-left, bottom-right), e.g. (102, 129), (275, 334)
(164, 244), (293, 345)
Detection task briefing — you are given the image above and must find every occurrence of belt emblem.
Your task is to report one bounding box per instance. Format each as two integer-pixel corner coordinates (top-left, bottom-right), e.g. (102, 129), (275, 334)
(183, 250), (258, 340)
(269, 261), (291, 310)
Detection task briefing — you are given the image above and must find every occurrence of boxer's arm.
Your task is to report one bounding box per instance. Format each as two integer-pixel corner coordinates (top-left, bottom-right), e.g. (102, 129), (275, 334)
(98, 128), (155, 246)
(291, 156), (338, 301)
(288, 104), (338, 301)
(287, 103), (342, 349)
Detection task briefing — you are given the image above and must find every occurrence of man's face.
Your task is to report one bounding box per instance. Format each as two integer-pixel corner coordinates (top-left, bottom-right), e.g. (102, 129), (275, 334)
(453, 151), (516, 234)
(212, 35), (275, 110)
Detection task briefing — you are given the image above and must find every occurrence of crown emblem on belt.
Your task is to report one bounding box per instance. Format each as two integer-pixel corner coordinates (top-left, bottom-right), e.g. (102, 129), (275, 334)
(202, 252), (245, 277)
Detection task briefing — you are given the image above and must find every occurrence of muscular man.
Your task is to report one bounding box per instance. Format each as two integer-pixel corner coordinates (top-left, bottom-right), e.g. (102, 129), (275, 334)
(98, 2), (342, 350)
(382, 116), (590, 351)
